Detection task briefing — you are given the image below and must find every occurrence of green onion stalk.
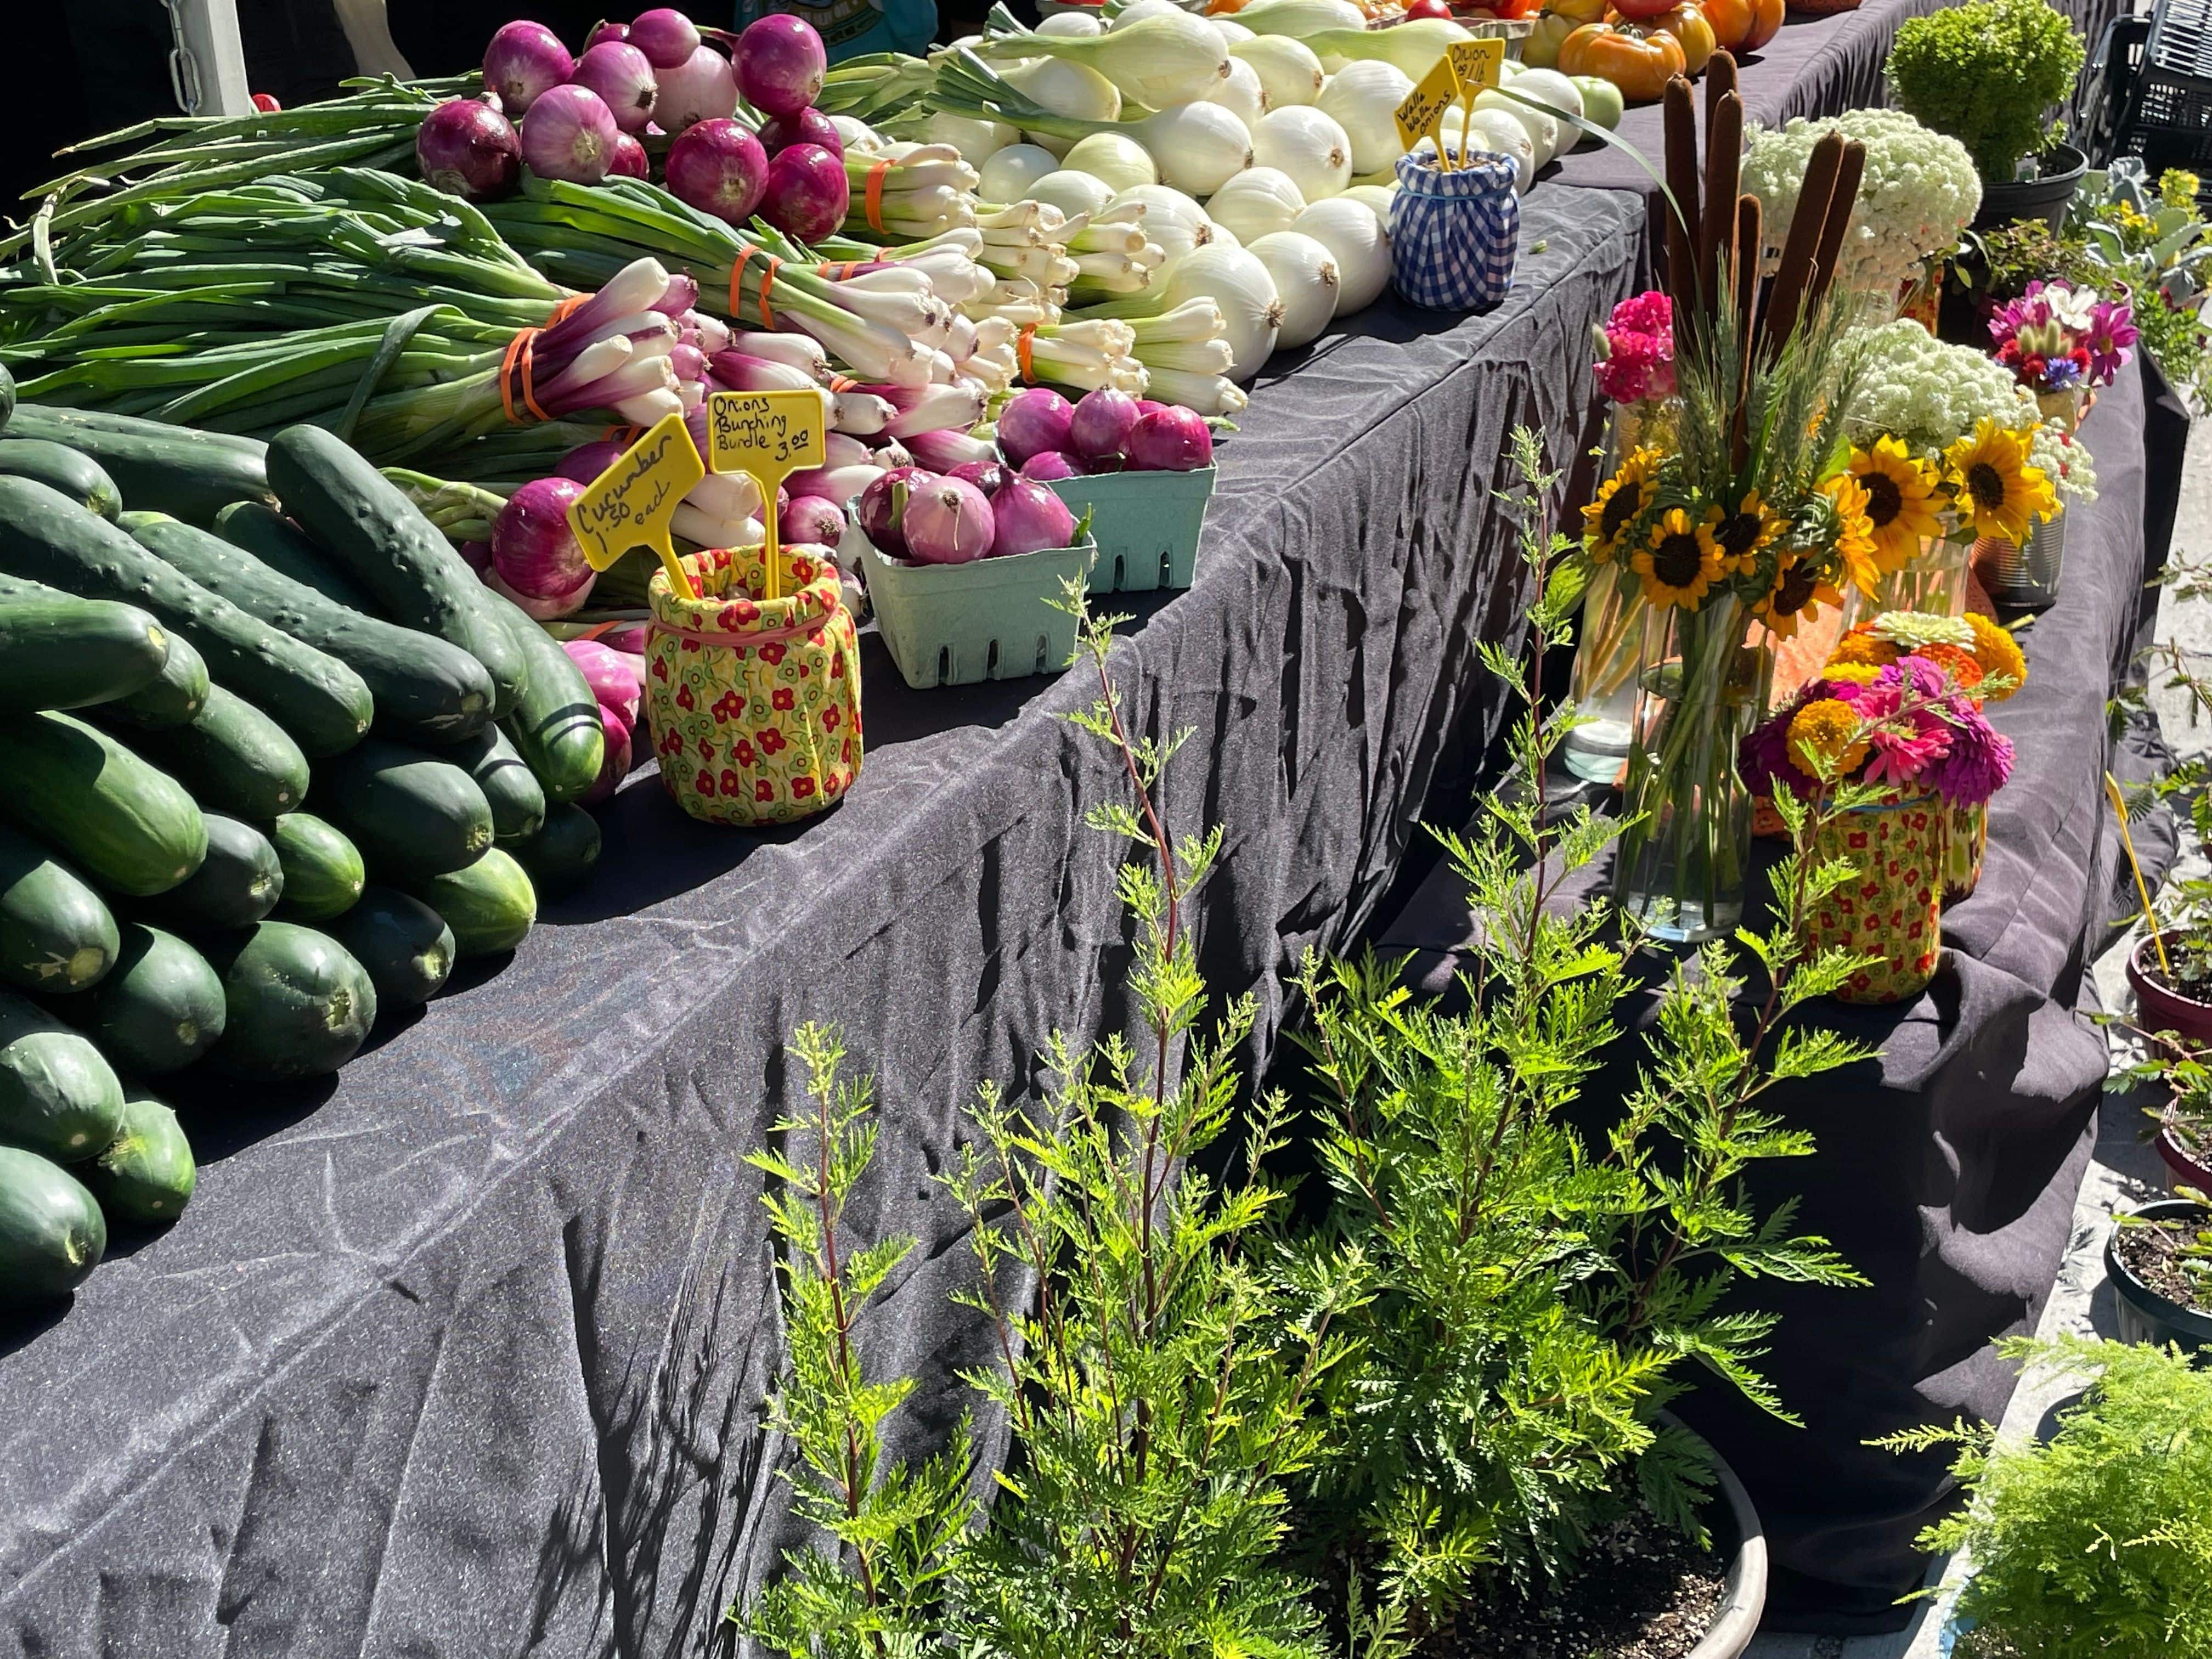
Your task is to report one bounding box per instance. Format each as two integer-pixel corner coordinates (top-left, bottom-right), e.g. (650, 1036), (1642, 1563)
(836, 145), (979, 241)
(814, 54), (935, 123)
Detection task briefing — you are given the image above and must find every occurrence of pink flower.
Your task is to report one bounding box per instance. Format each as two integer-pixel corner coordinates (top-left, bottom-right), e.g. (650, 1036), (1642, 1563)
(1853, 669), (1954, 788)
(1926, 700), (2015, 806)
(1595, 290), (1675, 404)
(1610, 290), (1673, 335)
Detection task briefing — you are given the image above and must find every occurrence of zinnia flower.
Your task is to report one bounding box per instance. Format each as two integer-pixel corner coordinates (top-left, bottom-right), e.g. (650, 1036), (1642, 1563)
(1787, 698), (1871, 780)
(1822, 661), (1882, 685)
(1945, 419), (2058, 544)
(1868, 610), (1975, 651)
(1926, 701), (2015, 806)
(1582, 447), (1659, 562)
(1830, 626), (1901, 670)
(1965, 612), (2027, 698)
(1914, 641), (1986, 696)
(1854, 669), (1955, 787)
(1847, 438), (1944, 573)
(1741, 697), (1814, 798)
(1630, 508), (1725, 608)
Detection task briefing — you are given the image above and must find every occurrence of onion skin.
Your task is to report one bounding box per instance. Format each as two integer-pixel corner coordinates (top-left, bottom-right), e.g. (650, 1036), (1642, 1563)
(759, 142), (849, 244)
(997, 387), (1075, 466)
(665, 118), (770, 225)
(564, 639), (643, 731)
(780, 494), (846, 545)
(1127, 406), (1214, 471)
(492, 477), (595, 601)
(572, 41), (659, 134)
(584, 20), (630, 49)
(610, 133), (650, 178)
(629, 7), (702, 69)
(759, 106), (845, 159)
(581, 702), (634, 805)
(1018, 450), (1082, 482)
(946, 459), (1009, 497)
(557, 439), (629, 485)
(520, 84), (620, 184)
(989, 478), (1078, 558)
(484, 20), (574, 117)
(653, 43), (739, 133)
(735, 14), (828, 120)
(856, 465), (933, 555)
(416, 98), (522, 201)
(903, 475), (996, 566)
(1068, 387), (1138, 462)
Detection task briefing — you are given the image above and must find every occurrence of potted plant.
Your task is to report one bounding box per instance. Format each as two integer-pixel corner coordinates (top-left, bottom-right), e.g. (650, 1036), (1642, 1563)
(1887, 0), (2090, 233)
(2106, 1195), (2212, 1354)
(1879, 1335), (2212, 1657)
(2126, 917), (2212, 1048)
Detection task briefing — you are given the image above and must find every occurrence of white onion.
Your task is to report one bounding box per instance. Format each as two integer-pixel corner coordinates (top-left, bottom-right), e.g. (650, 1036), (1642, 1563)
(1206, 217), (1242, 250)
(1037, 9), (1104, 34)
(1473, 90), (1557, 171)
(1317, 60), (1413, 177)
(1212, 16), (1254, 42)
(831, 115), (884, 153)
(979, 142), (1063, 202)
(1343, 182), (1396, 218)
(1238, 0), (1367, 33)
(1230, 36), (1324, 108)
(1206, 166), (1306, 245)
(1006, 58), (1122, 123)
(1205, 57), (1268, 127)
(1062, 131), (1157, 193)
(1110, 184), (1215, 273)
(1446, 108), (1535, 194)
(1028, 168), (1116, 219)
(1248, 230), (1337, 349)
(1125, 103), (1253, 197)
(923, 111), (1020, 165)
(1508, 67), (1585, 123)
(1252, 106), (1350, 202)
(1291, 197), (1387, 315)
(1110, 0), (1183, 25)
(1161, 243), (1282, 382)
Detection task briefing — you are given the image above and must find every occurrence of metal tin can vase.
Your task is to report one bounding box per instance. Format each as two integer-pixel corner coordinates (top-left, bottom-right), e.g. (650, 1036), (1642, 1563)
(644, 544), (862, 827)
(1811, 789), (1943, 1003)
(1976, 511), (2066, 612)
(1389, 150), (1519, 311)
(1943, 801), (1988, 903)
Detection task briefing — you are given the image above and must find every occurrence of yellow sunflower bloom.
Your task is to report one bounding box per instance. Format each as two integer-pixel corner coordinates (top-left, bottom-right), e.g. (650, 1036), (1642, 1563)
(1847, 438), (1944, 573)
(1629, 508), (1726, 609)
(1704, 490), (1786, 574)
(1752, 554), (1841, 642)
(1965, 612), (2027, 699)
(1787, 698), (1871, 780)
(1582, 447), (1660, 563)
(1945, 419), (2059, 545)
(1820, 473), (1884, 597)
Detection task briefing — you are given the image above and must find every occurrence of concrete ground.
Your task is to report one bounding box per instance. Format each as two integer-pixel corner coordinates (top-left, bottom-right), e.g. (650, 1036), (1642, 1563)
(1743, 416), (2212, 1657)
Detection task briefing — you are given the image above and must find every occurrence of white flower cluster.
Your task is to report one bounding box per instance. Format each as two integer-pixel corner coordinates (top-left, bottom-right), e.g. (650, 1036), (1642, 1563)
(1847, 320), (2096, 504)
(1742, 110), (1981, 298)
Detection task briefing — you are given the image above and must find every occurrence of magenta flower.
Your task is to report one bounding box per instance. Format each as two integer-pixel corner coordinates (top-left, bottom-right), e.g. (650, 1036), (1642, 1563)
(1925, 700), (2016, 807)
(1610, 290), (1673, 336)
(1594, 289), (1675, 404)
(2085, 296), (2138, 385)
(1853, 669), (1954, 788)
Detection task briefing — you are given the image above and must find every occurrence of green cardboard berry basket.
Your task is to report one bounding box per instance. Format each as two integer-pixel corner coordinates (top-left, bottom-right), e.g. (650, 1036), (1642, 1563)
(843, 521), (1098, 690)
(1042, 466), (1217, 595)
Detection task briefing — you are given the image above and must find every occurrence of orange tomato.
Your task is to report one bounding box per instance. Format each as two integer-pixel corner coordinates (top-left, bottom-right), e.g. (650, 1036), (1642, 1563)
(1520, 9), (1585, 66)
(1549, 0), (1611, 18)
(1649, 2), (1715, 71)
(1555, 21), (1687, 102)
(1701, 0), (1783, 53)
(1609, 0), (1677, 20)
(1487, 0), (1542, 17)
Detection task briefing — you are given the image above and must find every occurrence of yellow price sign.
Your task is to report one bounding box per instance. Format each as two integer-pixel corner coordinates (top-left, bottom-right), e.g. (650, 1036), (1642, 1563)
(705, 388), (828, 602)
(1395, 55), (1464, 165)
(566, 410), (705, 601)
(1447, 38), (1504, 94)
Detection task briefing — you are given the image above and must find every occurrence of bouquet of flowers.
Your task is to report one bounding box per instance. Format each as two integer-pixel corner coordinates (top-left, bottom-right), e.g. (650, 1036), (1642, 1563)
(1988, 279), (2138, 401)
(1591, 290), (1678, 408)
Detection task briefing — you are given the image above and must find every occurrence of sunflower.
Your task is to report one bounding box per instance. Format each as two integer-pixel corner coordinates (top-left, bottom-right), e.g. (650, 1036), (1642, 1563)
(1847, 438), (1944, 573)
(1965, 612), (2027, 699)
(1829, 626), (1900, 671)
(1583, 447), (1660, 563)
(1787, 698), (1871, 780)
(1752, 553), (1840, 642)
(1944, 419), (2059, 545)
(1820, 473), (1883, 597)
(1630, 508), (1726, 608)
(1704, 489), (1785, 574)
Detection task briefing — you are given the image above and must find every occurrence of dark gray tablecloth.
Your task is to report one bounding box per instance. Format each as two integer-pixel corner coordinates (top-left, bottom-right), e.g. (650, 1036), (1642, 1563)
(1374, 356), (2185, 1632)
(0, 195), (1646, 1657)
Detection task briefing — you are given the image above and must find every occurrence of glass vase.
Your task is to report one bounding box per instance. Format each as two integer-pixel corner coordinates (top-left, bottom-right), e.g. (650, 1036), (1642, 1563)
(1855, 532), (1976, 620)
(1562, 561), (1645, 783)
(1615, 596), (1772, 943)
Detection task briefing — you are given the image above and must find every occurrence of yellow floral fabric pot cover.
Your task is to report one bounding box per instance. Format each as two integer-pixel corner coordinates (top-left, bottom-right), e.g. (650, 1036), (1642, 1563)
(1943, 801), (1988, 904)
(645, 544), (861, 827)
(1810, 790), (1943, 1004)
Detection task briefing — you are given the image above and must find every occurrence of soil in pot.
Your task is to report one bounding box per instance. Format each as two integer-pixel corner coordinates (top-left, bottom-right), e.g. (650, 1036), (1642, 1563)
(2111, 1209), (2212, 1313)
(1426, 1510), (1725, 1659)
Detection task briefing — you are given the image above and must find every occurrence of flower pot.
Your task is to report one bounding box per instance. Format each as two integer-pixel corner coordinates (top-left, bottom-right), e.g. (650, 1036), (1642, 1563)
(2155, 1122), (2212, 1196)
(1675, 1418), (1768, 1659)
(2126, 933), (2212, 1048)
(2104, 1198), (2212, 1355)
(1807, 789), (1944, 1004)
(1970, 142), (2089, 234)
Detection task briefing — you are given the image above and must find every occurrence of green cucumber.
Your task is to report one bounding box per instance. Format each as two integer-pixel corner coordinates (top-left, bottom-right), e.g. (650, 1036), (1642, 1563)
(113, 682), (309, 822)
(84, 1093), (196, 1224)
(269, 813), (364, 922)
(206, 921), (377, 1080)
(0, 594), (168, 713)
(0, 362), (14, 433)
(498, 606), (603, 804)
(130, 512), (497, 744)
(448, 723), (545, 842)
(212, 501), (381, 616)
(410, 848), (535, 956)
(0, 1146), (105, 1303)
(267, 426), (527, 718)
(0, 439), (121, 520)
(0, 482), (371, 755)
(512, 802), (601, 896)
(0, 989), (124, 1161)
(0, 825), (119, 994)
(328, 887), (455, 1011)
(108, 629), (210, 730)
(0, 712), (206, 896)
(2, 403), (273, 525)
(78, 923), (224, 1075)
(142, 813), (281, 930)
(314, 736), (493, 880)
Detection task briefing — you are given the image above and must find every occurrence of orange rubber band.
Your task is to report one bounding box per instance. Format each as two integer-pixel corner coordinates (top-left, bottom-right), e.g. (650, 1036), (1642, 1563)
(828, 373), (859, 393)
(727, 245), (758, 321)
(499, 294), (595, 424)
(758, 256), (781, 330)
(865, 159), (891, 234)
(1017, 324), (1036, 385)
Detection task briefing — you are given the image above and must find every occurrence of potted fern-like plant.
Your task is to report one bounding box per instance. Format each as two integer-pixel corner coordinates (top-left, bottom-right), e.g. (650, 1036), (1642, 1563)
(2106, 1194), (2212, 1355)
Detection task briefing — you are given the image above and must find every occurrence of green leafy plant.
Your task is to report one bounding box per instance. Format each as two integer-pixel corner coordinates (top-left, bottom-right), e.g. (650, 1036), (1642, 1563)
(1876, 1335), (2212, 1659)
(1948, 221), (2096, 309)
(1286, 430), (1869, 1644)
(2074, 162), (2212, 408)
(1887, 0), (2087, 183)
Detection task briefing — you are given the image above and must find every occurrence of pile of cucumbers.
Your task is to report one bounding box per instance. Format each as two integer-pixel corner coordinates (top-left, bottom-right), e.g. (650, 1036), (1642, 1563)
(0, 374), (608, 1308)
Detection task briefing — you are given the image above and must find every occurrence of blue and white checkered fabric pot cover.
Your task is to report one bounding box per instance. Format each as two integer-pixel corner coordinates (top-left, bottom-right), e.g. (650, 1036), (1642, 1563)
(1389, 150), (1519, 311)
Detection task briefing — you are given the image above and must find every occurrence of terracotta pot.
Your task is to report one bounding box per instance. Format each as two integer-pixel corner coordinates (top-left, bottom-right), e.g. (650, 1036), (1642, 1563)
(2126, 934), (2212, 1049)
(2156, 1122), (2212, 1195)
(1663, 1414), (1767, 1659)
(2104, 1198), (2212, 1355)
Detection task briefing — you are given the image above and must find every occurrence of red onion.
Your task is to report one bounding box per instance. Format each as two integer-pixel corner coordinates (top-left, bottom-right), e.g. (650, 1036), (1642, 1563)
(582, 702), (633, 805)
(1135, 399), (1168, 418)
(629, 7), (701, 68)
(902, 475), (995, 565)
(946, 459), (1008, 497)
(759, 142), (848, 244)
(584, 20), (630, 49)
(989, 478), (1078, 558)
(1018, 451), (1082, 482)
(520, 84), (620, 183)
(459, 539), (494, 574)
(856, 464), (932, 555)
(252, 92), (283, 113)
(416, 98), (522, 201)
(1069, 387), (1138, 462)
(572, 41), (659, 134)
(484, 20), (574, 116)
(492, 477), (595, 602)
(1085, 454), (1126, 475)
(490, 566), (592, 620)
(734, 15), (827, 119)
(557, 439), (629, 485)
(780, 494), (846, 545)
(902, 427), (995, 471)
(1126, 407), (1214, 471)
(759, 106), (844, 159)
(653, 43), (738, 132)
(564, 638), (642, 731)
(996, 387), (1074, 466)
(665, 118), (769, 224)
(610, 132), (650, 177)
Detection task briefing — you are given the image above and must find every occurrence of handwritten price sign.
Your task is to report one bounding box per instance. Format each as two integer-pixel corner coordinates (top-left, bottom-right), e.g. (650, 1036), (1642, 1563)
(1395, 56), (1464, 161)
(705, 388), (827, 602)
(567, 410), (706, 601)
(1447, 38), (1504, 94)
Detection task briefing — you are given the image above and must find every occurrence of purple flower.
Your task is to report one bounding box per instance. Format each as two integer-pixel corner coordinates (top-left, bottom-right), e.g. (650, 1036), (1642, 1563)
(2086, 297), (2138, 385)
(1741, 686), (1818, 798)
(1926, 699), (2016, 807)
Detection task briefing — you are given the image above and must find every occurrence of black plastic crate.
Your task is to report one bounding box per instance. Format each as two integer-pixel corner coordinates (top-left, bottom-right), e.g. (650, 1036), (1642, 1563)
(2108, 0), (2212, 179)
